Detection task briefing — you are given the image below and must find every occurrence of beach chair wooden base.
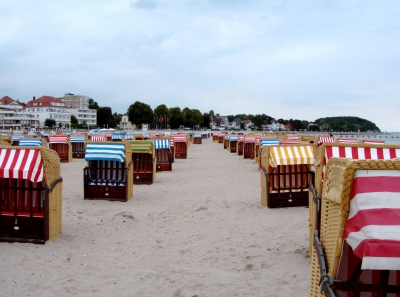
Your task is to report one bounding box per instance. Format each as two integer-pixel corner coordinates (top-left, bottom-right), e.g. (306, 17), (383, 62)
(133, 172), (153, 184)
(212, 135), (219, 142)
(218, 137), (224, 143)
(156, 163), (172, 172)
(49, 143), (70, 162)
(243, 143), (255, 159)
(72, 143), (85, 158)
(174, 143), (187, 159)
(84, 184), (129, 201)
(0, 176), (62, 244)
(193, 138), (202, 144)
(132, 153), (155, 184)
(260, 164), (314, 208)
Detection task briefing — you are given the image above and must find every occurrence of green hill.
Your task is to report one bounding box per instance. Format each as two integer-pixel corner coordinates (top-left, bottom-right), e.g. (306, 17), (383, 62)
(313, 116), (380, 132)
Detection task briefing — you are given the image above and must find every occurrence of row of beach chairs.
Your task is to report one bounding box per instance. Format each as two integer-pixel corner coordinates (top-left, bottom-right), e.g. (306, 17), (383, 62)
(217, 132), (400, 295)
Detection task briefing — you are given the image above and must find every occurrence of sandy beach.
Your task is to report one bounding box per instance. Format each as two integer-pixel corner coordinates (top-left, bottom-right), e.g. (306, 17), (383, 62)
(0, 138), (310, 297)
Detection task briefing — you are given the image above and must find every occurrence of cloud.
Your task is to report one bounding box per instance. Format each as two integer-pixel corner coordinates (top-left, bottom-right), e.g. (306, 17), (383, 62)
(130, 0), (157, 11)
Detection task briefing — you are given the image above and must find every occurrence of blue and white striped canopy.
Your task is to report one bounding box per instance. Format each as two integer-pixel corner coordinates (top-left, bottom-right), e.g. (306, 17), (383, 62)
(85, 143), (125, 162)
(112, 134), (122, 140)
(19, 138), (42, 146)
(260, 139), (280, 147)
(70, 136), (86, 143)
(12, 136), (25, 141)
(154, 139), (170, 149)
(124, 134), (134, 140)
(229, 136), (238, 141)
(143, 133), (150, 139)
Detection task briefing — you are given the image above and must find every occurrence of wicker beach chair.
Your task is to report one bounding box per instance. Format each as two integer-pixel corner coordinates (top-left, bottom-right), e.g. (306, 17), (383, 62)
(308, 142), (400, 259)
(0, 135), (11, 145)
(212, 133), (219, 142)
(48, 134), (72, 162)
(127, 140), (156, 184)
(70, 134), (86, 159)
(301, 134), (316, 144)
(228, 136), (238, 153)
(172, 136), (187, 159)
(154, 139), (172, 172)
(309, 158), (400, 297)
(218, 133), (225, 144)
(0, 146), (62, 244)
(83, 142), (133, 201)
(193, 133), (202, 144)
(260, 144), (314, 208)
(237, 136), (244, 156)
(243, 136), (255, 159)
(257, 139), (280, 169)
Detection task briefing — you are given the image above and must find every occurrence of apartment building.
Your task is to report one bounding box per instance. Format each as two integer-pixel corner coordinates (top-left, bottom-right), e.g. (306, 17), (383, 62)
(58, 93), (97, 126)
(0, 96), (38, 129)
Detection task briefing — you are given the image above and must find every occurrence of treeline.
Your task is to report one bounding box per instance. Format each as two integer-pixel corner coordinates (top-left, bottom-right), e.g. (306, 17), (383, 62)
(312, 116), (380, 132)
(87, 99), (380, 132)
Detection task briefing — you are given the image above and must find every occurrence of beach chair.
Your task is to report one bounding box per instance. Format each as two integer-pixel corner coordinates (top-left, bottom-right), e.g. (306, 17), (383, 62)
(127, 140), (156, 184)
(48, 134), (72, 163)
(170, 137), (175, 163)
(112, 133), (123, 142)
(309, 158), (400, 297)
(336, 137), (357, 144)
(237, 136), (244, 156)
(201, 132), (208, 139)
(70, 135), (86, 159)
(154, 139), (172, 172)
(257, 138), (280, 169)
(193, 133), (202, 144)
(105, 133), (112, 141)
(243, 136), (255, 159)
(301, 134), (316, 144)
(260, 144), (314, 208)
(218, 133), (225, 144)
(287, 135), (300, 141)
(308, 142), (400, 259)
(212, 133), (219, 142)
(83, 142), (133, 201)
(172, 136), (187, 159)
(0, 146), (63, 244)
(229, 136), (238, 153)
(124, 134), (134, 140)
(358, 139), (385, 145)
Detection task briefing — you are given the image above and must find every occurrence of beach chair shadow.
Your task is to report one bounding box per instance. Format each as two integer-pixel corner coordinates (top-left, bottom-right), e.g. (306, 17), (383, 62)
(0, 146), (62, 244)
(309, 158), (400, 296)
(84, 142), (133, 201)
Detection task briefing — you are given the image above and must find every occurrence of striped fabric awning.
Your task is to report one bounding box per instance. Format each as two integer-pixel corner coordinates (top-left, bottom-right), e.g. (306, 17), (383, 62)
(0, 148), (44, 182)
(194, 133), (201, 138)
(363, 140), (385, 145)
(91, 135), (105, 142)
(238, 136), (244, 142)
(19, 139), (42, 146)
(322, 146), (400, 180)
(124, 135), (134, 140)
(317, 136), (335, 145)
(170, 138), (174, 147)
(70, 136), (86, 143)
(287, 135), (300, 140)
(85, 143), (125, 162)
(260, 139), (280, 147)
(244, 136), (255, 143)
(129, 140), (154, 154)
(154, 139), (170, 149)
(229, 136), (238, 141)
(112, 134), (122, 140)
(269, 145), (314, 167)
(173, 136), (186, 143)
(337, 138), (357, 144)
(344, 169), (400, 270)
(12, 136), (25, 141)
(49, 136), (68, 144)
(106, 133), (112, 138)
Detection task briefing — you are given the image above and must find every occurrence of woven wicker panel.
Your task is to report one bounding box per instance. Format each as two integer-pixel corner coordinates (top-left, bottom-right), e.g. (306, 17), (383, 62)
(260, 168), (268, 208)
(48, 181), (62, 241)
(309, 248), (324, 297)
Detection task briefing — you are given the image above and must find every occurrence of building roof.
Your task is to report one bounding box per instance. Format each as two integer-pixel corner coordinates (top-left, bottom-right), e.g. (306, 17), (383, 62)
(243, 120), (252, 124)
(0, 96), (23, 106)
(25, 96), (68, 108)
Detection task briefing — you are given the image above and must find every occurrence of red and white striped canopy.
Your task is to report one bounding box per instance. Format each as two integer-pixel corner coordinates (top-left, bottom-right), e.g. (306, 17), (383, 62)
(323, 146), (400, 180)
(287, 135), (299, 140)
(244, 136), (255, 143)
(337, 137), (357, 144)
(91, 135), (105, 142)
(49, 136), (68, 144)
(344, 169), (400, 270)
(362, 140), (385, 145)
(317, 136), (335, 145)
(172, 136), (186, 143)
(0, 148), (44, 182)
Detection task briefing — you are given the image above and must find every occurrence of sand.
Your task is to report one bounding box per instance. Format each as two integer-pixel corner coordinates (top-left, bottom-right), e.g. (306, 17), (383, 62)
(0, 138), (310, 297)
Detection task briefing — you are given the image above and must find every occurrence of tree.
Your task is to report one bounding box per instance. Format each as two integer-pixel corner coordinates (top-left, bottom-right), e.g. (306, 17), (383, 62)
(227, 115), (235, 122)
(71, 115), (78, 125)
(113, 112), (123, 128)
(202, 113), (211, 129)
(44, 118), (56, 128)
(169, 107), (185, 129)
(253, 114), (264, 130)
(182, 108), (203, 128)
(97, 107), (114, 129)
(154, 104), (170, 129)
(209, 110), (215, 117)
(127, 101), (153, 129)
(88, 98), (99, 110)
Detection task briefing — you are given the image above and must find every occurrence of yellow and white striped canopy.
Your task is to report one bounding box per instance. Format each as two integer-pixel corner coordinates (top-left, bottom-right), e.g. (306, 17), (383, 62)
(269, 145), (314, 167)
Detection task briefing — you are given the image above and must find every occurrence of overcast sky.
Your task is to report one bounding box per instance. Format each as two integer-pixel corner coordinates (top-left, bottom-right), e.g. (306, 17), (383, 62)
(1, 1), (399, 131)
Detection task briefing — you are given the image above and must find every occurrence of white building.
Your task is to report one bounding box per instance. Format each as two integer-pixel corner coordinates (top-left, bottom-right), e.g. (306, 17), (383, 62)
(24, 96), (71, 128)
(58, 93), (97, 126)
(0, 96), (38, 130)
